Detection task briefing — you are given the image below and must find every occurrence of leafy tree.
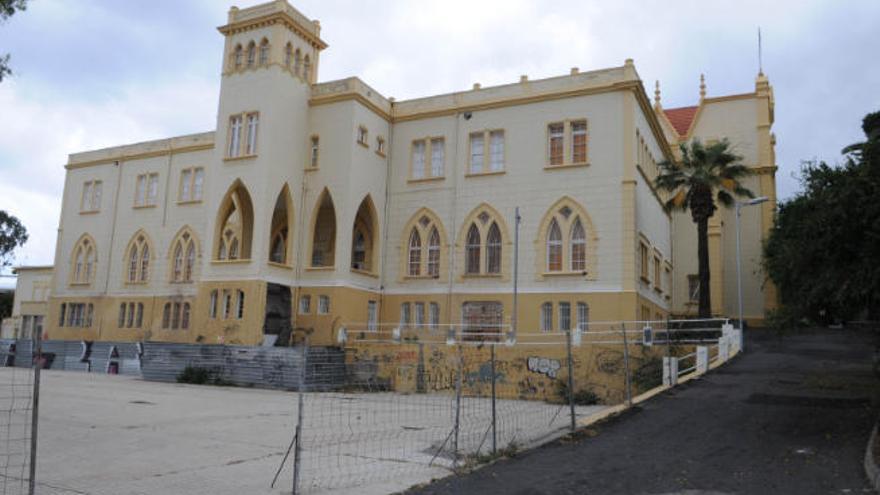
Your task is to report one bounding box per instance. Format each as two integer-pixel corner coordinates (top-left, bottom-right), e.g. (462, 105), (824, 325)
(656, 140), (754, 317)
(0, 0), (28, 82)
(0, 210), (28, 268)
(764, 111), (880, 323)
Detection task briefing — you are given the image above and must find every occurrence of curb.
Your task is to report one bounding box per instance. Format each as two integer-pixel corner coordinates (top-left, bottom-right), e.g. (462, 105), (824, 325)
(864, 422), (880, 492)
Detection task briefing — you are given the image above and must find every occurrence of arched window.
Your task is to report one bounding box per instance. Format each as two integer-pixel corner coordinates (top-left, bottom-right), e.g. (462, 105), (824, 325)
(233, 44), (243, 70)
(269, 186), (293, 265)
(136, 303), (144, 328)
(351, 196), (377, 273)
(125, 233), (151, 283)
(486, 222), (501, 274)
(246, 41), (256, 68)
(215, 181), (254, 261)
(571, 219), (586, 271)
(293, 49), (302, 76)
(181, 302), (191, 329)
(162, 303), (171, 329)
(170, 228), (198, 282)
(465, 224), (481, 274)
(407, 228), (421, 276)
(310, 190), (336, 267)
(547, 219), (563, 272)
(70, 236), (96, 284)
(428, 227), (441, 277)
(303, 54), (311, 82)
(284, 43), (293, 68)
(258, 38), (269, 66)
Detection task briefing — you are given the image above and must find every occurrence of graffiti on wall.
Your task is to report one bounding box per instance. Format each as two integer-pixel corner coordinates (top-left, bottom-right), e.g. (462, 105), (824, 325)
(527, 356), (561, 378)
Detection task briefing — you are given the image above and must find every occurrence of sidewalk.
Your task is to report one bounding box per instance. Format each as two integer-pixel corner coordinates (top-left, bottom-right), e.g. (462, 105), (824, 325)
(409, 328), (880, 494)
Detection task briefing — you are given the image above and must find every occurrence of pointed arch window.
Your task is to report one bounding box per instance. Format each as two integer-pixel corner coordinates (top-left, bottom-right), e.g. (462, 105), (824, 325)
(571, 219), (586, 271)
(126, 234), (151, 283)
(171, 230), (198, 282)
(71, 236), (96, 284)
(246, 41), (256, 68)
(427, 227), (441, 277)
(270, 229), (287, 264)
(215, 182), (253, 261)
(233, 44), (243, 70)
(351, 197), (377, 273)
(269, 186), (292, 265)
(284, 43), (293, 68)
(311, 191), (336, 267)
(303, 55), (311, 82)
(465, 224), (481, 275)
(258, 39), (269, 66)
(293, 49), (302, 76)
(547, 219), (563, 272)
(486, 223), (502, 274)
(407, 229), (421, 276)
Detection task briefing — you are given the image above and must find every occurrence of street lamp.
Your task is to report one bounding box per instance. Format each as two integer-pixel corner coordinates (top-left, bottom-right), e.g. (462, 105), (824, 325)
(735, 196), (769, 351)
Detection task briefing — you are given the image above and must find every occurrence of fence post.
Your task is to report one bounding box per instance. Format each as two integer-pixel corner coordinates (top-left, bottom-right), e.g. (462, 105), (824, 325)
(696, 345), (709, 374)
(292, 335), (309, 495)
(29, 327), (42, 495)
(662, 356), (678, 386)
(452, 344), (462, 470)
(620, 323), (633, 407)
(490, 343), (497, 454)
(566, 329), (576, 432)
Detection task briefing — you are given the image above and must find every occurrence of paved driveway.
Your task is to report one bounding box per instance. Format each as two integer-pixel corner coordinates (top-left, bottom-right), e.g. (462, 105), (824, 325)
(410, 328), (880, 494)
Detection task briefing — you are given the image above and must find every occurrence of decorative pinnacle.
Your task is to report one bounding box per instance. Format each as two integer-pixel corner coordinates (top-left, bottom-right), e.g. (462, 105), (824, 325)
(699, 73), (706, 100)
(654, 80), (661, 107)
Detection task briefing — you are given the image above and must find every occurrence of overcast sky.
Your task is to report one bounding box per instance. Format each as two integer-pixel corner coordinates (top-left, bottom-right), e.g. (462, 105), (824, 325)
(1, 0), (878, 287)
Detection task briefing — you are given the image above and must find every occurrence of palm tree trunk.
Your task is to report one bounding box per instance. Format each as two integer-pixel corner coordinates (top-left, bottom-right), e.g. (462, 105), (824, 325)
(697, 217), (711, 318)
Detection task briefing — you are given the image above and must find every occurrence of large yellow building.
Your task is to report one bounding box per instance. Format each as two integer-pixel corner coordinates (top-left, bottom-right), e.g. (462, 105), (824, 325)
(7, 1), (777, 347)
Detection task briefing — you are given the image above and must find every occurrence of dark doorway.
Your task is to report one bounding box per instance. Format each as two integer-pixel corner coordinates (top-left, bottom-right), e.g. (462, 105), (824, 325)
(264, 283), (293, 346)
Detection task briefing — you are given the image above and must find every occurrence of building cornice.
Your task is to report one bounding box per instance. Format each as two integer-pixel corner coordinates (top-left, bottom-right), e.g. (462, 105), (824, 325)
(218, 8), (327, 50)
(66, 133), (215, 170)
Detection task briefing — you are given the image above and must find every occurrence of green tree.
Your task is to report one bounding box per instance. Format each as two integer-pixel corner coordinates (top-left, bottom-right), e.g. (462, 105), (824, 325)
(0, 210), (28, 268)
(764, 111), (880, 323)
(0, 0), (28, 82)
(655, 140), (754, 317)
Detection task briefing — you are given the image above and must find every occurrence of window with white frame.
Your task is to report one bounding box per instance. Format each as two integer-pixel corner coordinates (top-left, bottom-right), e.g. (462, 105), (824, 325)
(59, 302), (93, 328)
(299, 295), (311, 314)
(209, 290), (218, 318)
(412, 138), (445, 179)
(489, 131), (504, 171)
(541, 302), (553, 332)
(548, 123), (564, 165)
(376, 136), (386, 156)
(357, 126), (368, 146)
(571, 120), (588, 163)
(318, 295), (330, 315)
(400, 302), (411, 328)
(469, 133), (484, 173)
(407, 229), (421, 276)
(558, 302), (571, 331)
(429, 302), (440, 328)
(179, 167), (205, 202)
(245, 113), (259, 155)
(414, 302), (425, 328)
(135, 173), (159, 207)
(469, 130), (504, 174)
(688, 275), (700, 302)
(228, 115), (243, 157)
(547, 219), (563, 272)
(258, 39), (269, 66)
(577, 302), (589, 331)
(80, 180), (102, 212)
(309, 136), (319, 168)
(236, 290), (245, 319)
(367, 301), (378, 331)
(411, 140), (426, 179)
(430, 138), (444, 176)
(223, 289), (232, 319)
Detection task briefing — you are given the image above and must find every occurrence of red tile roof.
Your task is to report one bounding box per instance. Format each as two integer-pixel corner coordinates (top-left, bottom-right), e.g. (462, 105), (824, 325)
(663, 106), (699, 136)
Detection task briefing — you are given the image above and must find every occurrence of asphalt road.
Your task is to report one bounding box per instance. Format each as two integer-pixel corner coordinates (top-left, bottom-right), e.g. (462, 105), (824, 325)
(409, 328), (880, 495)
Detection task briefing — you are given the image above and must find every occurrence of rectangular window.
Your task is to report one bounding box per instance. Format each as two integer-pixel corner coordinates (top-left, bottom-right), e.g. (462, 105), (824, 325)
(80, 180), (102, 212)
(548, 123), (564, 165)
(310, 136), (319, 168)
(178, 167), (204, 202)
(688, 275), (700, 302)
(469, 133), (484, 174)
(654, 256), (662, 290)
(228, 115), (243, 157)
(571, 120), (587, 163)
(318, 295), (330, 314)
(558, 302), (571, 331)
(540, 302), (553, 332)
(639, 242), (649, 281)
(236, 290), (245, 319)
(414, 302), (425, 328)
(245, 113), (259, 155)
(412, 140), (426, 179)
(461, 301), (503, 342)
(299, 295), (311, 314)
(430, 138), (444, 177)
(577, 302), (589, 332)
(376, 136), (386, 155)
(223, 290), (232, 319)
(367, 301), (378, 331)
(400, 302), (411, 328)
(429, 302), (440, 329)
(135, 173), (159, 207)
(209, 290), (218, 319)
(357, 126), (368, 146)
(489, 130), (504, 171)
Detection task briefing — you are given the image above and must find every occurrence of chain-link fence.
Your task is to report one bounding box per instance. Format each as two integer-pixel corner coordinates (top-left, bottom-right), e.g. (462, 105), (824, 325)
(0, 336), (40, 495)
(283, 318), (734, 494)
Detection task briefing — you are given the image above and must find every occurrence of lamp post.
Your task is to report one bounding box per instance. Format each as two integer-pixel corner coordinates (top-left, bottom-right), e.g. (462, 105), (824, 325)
(735, 196), (768, 351)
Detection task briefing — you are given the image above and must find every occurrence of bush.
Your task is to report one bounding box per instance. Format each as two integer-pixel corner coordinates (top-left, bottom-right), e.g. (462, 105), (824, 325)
(631, 356), (663, 394)
(554, 380), (600, 406)
(176, 366), (234, 386)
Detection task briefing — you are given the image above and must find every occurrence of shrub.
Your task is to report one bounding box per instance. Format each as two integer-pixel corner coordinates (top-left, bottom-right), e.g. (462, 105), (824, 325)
(554, 380), (600, 406)
(176, 366), (234, 386)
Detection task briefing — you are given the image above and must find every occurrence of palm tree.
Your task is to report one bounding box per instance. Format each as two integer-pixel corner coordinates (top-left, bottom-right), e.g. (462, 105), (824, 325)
(656, 139), (754, 318)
